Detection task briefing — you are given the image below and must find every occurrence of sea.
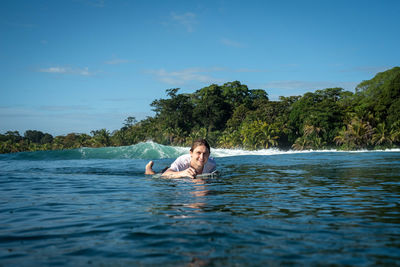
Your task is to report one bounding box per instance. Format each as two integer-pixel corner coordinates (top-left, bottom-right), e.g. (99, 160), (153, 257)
(1, 141), (399, 266)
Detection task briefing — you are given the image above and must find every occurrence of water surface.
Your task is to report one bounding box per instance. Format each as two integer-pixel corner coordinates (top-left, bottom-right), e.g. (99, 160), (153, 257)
(1, 143), (400, 266)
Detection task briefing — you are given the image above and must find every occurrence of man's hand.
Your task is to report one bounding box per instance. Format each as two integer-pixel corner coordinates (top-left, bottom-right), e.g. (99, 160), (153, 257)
(181, 167), (197, 179)
(162, 167), (197, 179)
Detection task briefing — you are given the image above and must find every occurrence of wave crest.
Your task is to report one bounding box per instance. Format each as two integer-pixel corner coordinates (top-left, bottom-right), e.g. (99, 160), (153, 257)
(1, 141), (399, 161)
(0, 142), (187, 161)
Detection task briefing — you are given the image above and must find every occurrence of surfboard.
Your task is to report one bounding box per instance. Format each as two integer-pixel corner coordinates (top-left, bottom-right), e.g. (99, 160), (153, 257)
(194, 170), (220, 179)
(152, 170), (220, 179)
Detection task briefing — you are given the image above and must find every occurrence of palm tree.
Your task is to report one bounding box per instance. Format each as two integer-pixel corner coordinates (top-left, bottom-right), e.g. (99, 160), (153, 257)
(171, 127), (185, 145)
(240, 120), (279, 150)
(390, 121), (400, 144)
(372, 123), (392, 146)
(218, 128), (241, 148)
(259, 123), (279, 148)
(52, 136), (65, 150)
(334, 117), (373, 149)
(91, 129), (111, 147)
(0, 140), (12, 153)
(217, 135), (232, 148)
(186, 128), (208, 145)
(333, 126), (347, 147)
(240, 121), (258, 150)
(292, 124), (325, 150)
(292, 136), (308, 150)
(304, 124), (326, 149)
(163, 127), (175, 144)
(303, 124), (323, 137)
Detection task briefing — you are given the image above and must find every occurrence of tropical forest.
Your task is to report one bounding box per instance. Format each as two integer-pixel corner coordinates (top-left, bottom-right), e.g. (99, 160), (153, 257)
(1, 67), (400, 154)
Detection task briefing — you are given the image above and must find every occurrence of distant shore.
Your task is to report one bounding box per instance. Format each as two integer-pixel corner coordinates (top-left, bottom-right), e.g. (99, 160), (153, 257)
(2, 67), (400, 154)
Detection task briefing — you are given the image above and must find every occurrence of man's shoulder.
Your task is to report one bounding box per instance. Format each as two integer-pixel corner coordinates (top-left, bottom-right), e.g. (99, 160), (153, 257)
(177, 154), (191, 160)
(174, 154), (191, 163)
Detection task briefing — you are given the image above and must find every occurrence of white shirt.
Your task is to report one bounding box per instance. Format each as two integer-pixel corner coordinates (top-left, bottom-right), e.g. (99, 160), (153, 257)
(169, 154), (216, 173)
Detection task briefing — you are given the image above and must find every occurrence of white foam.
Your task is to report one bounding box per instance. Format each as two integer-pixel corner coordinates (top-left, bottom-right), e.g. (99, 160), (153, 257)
(140, 141), (400, 158)
(210, 147), (400, 158)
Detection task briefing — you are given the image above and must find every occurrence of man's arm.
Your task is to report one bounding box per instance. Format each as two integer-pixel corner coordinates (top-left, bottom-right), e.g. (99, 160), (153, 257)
(161, 167), (197, 179)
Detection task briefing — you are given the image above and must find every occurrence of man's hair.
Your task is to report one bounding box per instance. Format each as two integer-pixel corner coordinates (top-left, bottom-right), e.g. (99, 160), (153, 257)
(190, 139), (210, 153)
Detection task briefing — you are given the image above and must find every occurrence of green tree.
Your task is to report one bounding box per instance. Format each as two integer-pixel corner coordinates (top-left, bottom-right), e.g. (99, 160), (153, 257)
(355, 67), (400, 123)
(221, 81), (252, 109)
(372, 122), (393, 147)
(41, 133), (53, 144)
(186, 128), (208, 145)
(124, 116), (137, 128)
(292, 124), (326, 150)
(23, 130), (53, 145)
(24, 130), (45, 143)
(240, 120), (279, 150)
(386, 73), (400, 126)
(390, 121), (400, 144)
(226, 104), (251, 129)
(151, 88), (194, 136)
(334, 117), (373, 150)
(63, 133), (79, 148)
(111, 130), (129, 146)
(52, 136), (65, 150)
(292, 136), (308, 150)
(218, 128), (241, 148)
(4, 131), (23, 142)
(91, 129), (111, 147)
(193, 84), (231, 132)
(288, 88), (348, 145)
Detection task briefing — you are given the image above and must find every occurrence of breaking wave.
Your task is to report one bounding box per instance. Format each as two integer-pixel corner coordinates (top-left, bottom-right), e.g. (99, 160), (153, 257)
(1, 141), (399, 161)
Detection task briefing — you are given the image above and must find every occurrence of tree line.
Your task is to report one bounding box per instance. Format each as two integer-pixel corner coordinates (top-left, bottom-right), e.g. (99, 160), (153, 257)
(1, 67), (399, 154)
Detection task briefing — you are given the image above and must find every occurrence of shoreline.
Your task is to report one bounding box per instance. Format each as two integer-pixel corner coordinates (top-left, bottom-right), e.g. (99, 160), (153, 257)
(1, 141), (399, 158)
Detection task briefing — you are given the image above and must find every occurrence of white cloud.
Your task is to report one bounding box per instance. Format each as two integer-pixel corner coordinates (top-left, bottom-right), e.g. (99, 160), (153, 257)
(264, 80), (357, 91)
(220, 38), (244, 48)
(245, 80), (359, 101)
(170, 12), (197, 32)
(40, 67), (68, 74)
(0, 105), (151, 136)
(257, 80), (359, 101)
(340, 65), (395, 75)
(148, 67), (225, 86)
(147, 67), (273, 87)
(78, 67), (91, 76)
(39, 66), (95, 76)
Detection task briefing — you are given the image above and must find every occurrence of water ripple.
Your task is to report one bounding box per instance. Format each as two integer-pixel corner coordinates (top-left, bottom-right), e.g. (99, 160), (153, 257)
(1, 151), (400, 266)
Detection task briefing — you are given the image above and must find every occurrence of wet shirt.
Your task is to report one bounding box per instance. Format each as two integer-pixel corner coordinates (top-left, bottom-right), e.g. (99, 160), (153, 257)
(169, 154), (216, 173)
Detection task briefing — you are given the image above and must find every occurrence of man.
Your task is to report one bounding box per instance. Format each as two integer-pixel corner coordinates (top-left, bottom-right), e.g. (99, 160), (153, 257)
(145, 139), (216, 179)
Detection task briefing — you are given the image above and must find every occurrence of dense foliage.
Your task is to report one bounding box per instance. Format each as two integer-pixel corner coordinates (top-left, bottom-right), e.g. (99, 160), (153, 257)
(1, 68), (400, 154)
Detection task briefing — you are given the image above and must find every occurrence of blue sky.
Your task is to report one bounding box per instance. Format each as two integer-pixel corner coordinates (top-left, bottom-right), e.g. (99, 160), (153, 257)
(1, 0), (399, 136)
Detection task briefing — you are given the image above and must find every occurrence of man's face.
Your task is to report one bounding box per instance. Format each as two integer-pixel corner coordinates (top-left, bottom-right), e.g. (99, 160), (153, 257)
(190, 145), (210, 170)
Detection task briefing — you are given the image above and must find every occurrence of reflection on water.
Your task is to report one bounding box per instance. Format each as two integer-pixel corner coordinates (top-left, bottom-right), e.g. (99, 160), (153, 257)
(1, 152), (400, 265)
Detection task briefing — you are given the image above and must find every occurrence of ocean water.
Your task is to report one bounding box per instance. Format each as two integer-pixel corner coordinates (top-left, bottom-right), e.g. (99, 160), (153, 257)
(1, 142), (400, 266)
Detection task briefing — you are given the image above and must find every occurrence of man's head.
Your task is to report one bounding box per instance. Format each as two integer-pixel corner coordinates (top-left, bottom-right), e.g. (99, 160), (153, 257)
(189, 139), (210, 172)
(190, 139), (211, 153)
